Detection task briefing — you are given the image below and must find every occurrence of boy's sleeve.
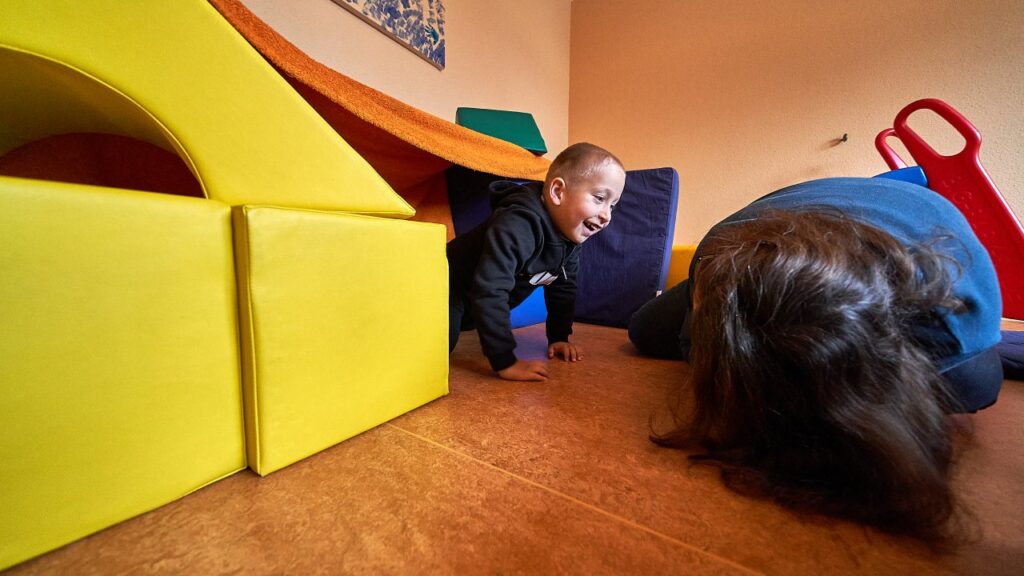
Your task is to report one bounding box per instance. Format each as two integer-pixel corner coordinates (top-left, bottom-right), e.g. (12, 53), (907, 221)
(544, 250), (578, 344)
(470, 211), (540, 372)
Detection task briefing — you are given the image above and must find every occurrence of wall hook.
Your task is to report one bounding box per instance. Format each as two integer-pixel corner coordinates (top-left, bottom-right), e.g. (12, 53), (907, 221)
(829, 133), (849, 148)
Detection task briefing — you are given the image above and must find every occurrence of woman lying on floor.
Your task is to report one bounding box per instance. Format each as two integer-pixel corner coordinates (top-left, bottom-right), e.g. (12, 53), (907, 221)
(629, 176), (1003, 547)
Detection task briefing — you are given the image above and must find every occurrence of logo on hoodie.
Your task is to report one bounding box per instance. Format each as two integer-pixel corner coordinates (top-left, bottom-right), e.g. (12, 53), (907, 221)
(529, 271), (559, 286)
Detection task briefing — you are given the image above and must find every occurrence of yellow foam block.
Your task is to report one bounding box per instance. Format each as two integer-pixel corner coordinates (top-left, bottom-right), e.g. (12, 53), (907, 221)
(0, 0), (411, 216)
(0, 176), (245, 570)
(234, 206), (449, 475)
(664, 244), (699, 290)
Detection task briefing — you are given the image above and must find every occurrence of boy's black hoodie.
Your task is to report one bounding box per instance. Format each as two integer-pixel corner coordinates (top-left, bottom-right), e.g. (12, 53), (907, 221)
(447, 181), (580, 371)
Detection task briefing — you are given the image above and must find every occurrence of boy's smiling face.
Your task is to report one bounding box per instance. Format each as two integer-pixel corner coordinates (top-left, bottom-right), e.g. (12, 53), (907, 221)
(546, 162), (626, 244)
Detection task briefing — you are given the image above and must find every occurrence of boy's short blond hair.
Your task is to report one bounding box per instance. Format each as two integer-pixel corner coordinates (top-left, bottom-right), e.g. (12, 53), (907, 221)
(544, 142), (624, 188)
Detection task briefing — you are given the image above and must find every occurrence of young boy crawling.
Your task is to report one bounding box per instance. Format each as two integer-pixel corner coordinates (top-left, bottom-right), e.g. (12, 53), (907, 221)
(447, 143), (626, 381)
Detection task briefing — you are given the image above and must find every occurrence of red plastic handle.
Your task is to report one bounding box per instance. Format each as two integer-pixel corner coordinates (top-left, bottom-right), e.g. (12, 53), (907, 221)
(893, 98), (983, 164)
(874, 128), (908, 170)
(886, 98), (1024, 319)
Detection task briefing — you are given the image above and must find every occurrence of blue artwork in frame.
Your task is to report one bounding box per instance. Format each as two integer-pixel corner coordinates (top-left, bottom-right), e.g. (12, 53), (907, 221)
(333, 0), (446, 70)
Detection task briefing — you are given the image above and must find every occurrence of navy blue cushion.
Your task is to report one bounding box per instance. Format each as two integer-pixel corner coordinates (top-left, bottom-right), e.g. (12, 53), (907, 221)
(575, 167), (679, 327)
(997, 330), (1024, 380)
(447, 166), (502, 236)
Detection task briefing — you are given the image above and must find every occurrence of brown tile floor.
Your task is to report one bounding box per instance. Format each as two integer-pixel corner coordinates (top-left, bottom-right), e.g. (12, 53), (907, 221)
(7, 321), (1024, 575)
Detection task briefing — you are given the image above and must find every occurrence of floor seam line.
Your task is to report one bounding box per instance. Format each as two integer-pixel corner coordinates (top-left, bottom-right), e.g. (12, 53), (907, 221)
(385, 422), (764, 576)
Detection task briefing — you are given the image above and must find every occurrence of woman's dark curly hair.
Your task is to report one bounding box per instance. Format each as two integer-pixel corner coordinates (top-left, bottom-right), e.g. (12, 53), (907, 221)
(653, 209), (970, 546)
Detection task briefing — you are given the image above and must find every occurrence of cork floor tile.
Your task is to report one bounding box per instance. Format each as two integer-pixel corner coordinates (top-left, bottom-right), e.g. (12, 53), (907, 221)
(391, 323), (1024, 575)
(6, 322), (1021, 574)
(5, 419), (749, 575)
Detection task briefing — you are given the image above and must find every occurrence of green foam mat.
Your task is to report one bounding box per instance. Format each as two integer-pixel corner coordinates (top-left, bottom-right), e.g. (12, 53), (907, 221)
(455, 107), (547, 155)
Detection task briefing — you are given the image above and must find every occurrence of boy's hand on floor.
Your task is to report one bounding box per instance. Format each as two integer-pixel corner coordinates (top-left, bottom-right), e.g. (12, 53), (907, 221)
(497, 359), (549, 381)
(549, 341), (582, 362)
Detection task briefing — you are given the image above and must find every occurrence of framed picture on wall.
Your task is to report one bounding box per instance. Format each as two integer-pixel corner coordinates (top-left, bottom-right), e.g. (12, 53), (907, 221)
(332, 0), (446, 70)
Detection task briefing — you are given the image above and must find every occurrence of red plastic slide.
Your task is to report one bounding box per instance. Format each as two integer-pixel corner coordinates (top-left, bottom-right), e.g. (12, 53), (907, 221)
(876, 98), (1023, 320)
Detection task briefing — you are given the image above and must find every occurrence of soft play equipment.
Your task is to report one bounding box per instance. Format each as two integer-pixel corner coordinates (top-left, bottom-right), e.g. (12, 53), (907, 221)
(876, 98), (1024, 320)
(0, 1), (679, 566)
(447, 167), (681, 329)
(663, 245), (699, 289)
(874, 166), (929, 187)
(576, 168), (680, 327)
(207, 0), (551, 239)
(0, 176), (246, 570)
(1, 0), (452, 568)
(456, 107), (548, 155)
(997, 331), (1024, 380)
(234, 206), (447, 473)
(0, 5), (409, 215)
(998, 331), (1024, 380)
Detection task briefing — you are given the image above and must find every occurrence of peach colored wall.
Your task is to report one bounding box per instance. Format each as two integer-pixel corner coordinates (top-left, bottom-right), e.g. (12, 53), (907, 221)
(239, 0), (570, 158)
(570, 0), (1024, 245)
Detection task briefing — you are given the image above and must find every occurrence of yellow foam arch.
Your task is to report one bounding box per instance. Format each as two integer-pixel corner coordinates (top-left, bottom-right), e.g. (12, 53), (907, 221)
(0, 0), (413, 216)
(0, 47), (204, 189)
